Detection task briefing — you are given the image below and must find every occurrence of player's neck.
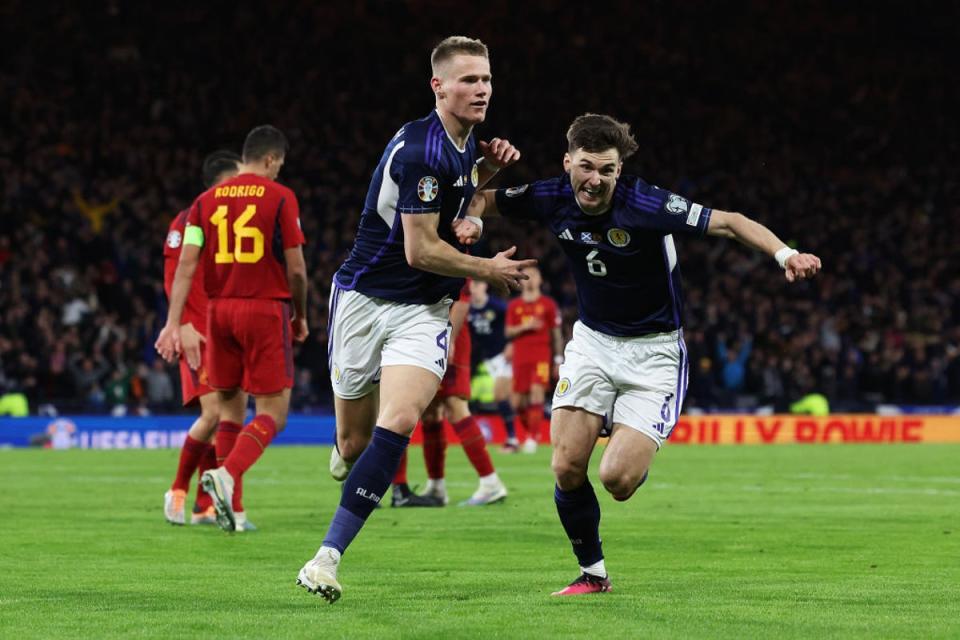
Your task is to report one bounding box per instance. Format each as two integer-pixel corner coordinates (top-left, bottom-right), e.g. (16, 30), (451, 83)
(472, 294), (487, 307)
(435, 108), (472, 151)
(521, 291), (540, 303)
(236, 163), (271, 179)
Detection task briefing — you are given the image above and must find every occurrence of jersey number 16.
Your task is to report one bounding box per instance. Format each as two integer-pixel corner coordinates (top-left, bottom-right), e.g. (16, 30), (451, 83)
(210, 205), (264, 264)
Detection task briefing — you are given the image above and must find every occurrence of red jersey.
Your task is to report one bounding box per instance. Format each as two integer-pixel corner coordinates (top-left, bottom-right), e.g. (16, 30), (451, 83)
(186, 174), (305, 300)
(507, 294), (559, 363)
(164, 208), (208, 329)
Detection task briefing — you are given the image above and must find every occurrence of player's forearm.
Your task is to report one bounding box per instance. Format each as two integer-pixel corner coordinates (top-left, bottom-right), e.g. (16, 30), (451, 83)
(466, 191), (500, 219)
(288, 271), (308, 319)
(709, 210), (788, 257)
(406, 234), (494, 280)
(166, 262), (196, 327)
(505, 325), (527, 339)
(552, 328), (564, 358)
(475, 162), (500, 190)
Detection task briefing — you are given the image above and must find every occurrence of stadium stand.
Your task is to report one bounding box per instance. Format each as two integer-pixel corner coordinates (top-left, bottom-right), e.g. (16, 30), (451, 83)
(1, 1), (957, 414)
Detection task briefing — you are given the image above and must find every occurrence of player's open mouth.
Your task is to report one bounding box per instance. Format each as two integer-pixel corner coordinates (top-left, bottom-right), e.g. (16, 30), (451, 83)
(471, 101), (487, 108)
(581, 187), (602, 198)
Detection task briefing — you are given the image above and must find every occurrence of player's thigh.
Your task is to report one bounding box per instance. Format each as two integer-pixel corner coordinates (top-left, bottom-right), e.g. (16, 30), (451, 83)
(377, 365), (441, 435)
(238, 300), (294, 396)
(598, 423), (657, 500)
(328, 285), (387, 400)
(253, 388), (292, 431)
(206, 300), (244, 391)
(334, 391), (378, 461)
(610, 336), (687, 449)
(551, 407), (605, 490)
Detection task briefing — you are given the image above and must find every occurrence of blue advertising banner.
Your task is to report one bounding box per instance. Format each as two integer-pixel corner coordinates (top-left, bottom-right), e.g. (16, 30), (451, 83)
(0, 415), (336, 449)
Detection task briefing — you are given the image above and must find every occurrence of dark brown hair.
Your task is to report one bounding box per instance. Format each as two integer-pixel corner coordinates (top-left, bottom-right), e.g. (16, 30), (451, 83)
(566, 114), (638, 159)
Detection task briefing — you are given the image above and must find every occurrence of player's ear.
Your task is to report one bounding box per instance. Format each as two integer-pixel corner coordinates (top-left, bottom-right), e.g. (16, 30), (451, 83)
(615, 162), (623, 179)
(563, 153), (572, 173)
(431, 77), (445, 100)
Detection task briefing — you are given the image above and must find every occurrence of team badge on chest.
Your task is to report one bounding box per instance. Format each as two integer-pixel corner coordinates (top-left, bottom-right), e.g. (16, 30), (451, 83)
(418, 176), (439, 202)
(607, 228), (631, 248)
(471, 164), (479, 187)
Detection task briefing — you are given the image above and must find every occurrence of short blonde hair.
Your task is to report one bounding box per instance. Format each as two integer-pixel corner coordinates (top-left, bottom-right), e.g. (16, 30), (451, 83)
(431, 36), (489, 75)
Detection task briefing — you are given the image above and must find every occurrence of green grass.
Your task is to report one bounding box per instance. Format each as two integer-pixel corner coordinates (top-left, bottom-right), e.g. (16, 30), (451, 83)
(1, 444), (958, 639)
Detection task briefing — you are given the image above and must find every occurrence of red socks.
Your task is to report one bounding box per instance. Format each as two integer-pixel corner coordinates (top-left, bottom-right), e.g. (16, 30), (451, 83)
(393, 449), (409, 485)
(223, 415), (277, 481)
(422, 420), (447, 480)
(195, 443), (217, 510)
(216, 421), (244, 511)
(172, 435), (208, 492)
(525, 404), (544, 442)
(452, 416), (494, 477)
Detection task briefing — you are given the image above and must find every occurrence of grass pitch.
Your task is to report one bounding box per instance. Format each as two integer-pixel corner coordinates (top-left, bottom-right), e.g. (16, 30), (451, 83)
(1, 443), (958, 639)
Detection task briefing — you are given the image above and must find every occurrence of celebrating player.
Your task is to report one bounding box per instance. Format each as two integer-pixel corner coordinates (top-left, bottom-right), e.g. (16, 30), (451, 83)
(466, 279), (517, 451)
(296, 36), (531, 603)
(464, 113), (821, 596)
(156, 125), (307, 533)
(505, 266), (563, 454)
(163, 150), (248, 527)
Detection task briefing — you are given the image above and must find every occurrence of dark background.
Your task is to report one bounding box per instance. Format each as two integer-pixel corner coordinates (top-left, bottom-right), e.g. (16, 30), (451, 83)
(2, 0), (958, 414)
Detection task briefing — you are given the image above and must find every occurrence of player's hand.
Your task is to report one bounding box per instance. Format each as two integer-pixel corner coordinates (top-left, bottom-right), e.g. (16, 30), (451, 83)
(179, 322), (206, 370)
(291, 315), (309, 343)
(484, 246), (537, 297)
(478, 138), (521, 172)
(452, 218), (482, 246)
(785, 253), (822, 283)
(154, 324), (182, 364)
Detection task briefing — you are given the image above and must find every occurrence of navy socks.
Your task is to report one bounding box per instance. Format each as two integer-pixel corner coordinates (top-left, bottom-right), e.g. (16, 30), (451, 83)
(322, 427), (409, 554)
(554, 480), (603, 567)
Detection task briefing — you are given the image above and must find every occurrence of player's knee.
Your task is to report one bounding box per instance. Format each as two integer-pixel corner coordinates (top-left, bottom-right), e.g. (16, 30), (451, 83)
(552, 457), (587, 491)
(599, 467), (638, 501)
(377, 406), (420, 436)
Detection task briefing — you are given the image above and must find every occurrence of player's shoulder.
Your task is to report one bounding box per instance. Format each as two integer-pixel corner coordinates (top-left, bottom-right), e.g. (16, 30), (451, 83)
(168, 207), (191, 232)
(614, 174), (669, 211)
(394, 111), (447, 170)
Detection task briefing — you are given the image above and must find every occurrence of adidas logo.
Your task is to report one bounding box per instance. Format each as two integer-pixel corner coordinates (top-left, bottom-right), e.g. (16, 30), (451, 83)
(435, 358), (446, 369)
(453, 175), (466, 187)
(558, 229), (574, 241)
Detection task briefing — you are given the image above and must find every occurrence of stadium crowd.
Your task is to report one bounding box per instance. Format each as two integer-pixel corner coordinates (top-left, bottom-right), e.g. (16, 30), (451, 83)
(1, 1), (957, 414)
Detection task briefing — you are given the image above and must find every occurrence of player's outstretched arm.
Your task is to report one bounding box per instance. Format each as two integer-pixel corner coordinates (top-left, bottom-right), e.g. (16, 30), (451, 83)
(706, 209), (822, 282)
(156, 243), (201, 365)
(284, 246), (309, 343)
(402, 212), (535, 295)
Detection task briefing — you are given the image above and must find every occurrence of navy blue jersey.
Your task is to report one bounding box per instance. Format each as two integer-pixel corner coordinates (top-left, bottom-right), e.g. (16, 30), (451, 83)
(335, 111), (480, 304)
(495, 176), (712, 337)
(467, 295), (508, 366)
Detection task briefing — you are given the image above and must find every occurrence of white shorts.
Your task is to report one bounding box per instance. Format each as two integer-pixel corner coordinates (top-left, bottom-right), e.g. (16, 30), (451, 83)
(552, 321), (688, 448)
(327, 283), (452, 400)
(483, 353), (512, 380)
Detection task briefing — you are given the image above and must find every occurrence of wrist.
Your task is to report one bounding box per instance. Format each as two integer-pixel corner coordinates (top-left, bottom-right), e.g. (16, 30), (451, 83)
(774, 246), (799, 269)
(464, 215), (484, 235)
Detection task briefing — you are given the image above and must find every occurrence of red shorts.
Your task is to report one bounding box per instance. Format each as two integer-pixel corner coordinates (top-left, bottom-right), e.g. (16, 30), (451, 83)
(512, 360), (550, 394)
(439, 362), (471, 398)
(179, 350), (213, 406)
(207, 298), (294, 395)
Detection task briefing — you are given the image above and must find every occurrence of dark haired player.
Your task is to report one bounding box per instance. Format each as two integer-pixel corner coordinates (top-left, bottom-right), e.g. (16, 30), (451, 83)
(163, 150), (250, 527)
(465, 113), (821, 596)
(156, 125), (308, 533)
